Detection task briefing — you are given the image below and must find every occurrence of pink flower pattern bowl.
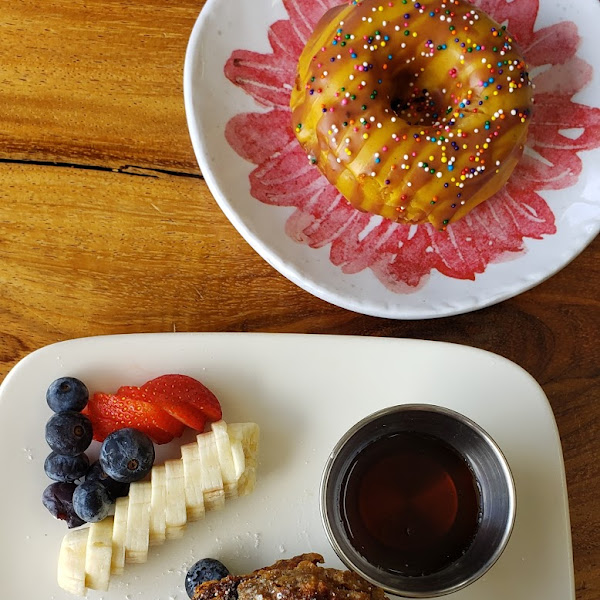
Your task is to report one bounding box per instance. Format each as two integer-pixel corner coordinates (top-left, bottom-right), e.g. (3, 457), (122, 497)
(184, 0), (600, 318)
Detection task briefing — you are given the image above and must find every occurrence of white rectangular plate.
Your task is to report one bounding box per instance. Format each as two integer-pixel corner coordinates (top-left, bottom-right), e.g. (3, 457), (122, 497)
(0, 333), (574, 599)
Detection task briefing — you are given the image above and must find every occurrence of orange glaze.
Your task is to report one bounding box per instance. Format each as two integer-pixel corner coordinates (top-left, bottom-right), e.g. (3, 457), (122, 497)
(290, 0), (534, 230)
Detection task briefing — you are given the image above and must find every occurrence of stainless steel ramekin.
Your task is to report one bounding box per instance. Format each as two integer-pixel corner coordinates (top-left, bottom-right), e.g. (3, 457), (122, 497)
(321, 404), (516, 598)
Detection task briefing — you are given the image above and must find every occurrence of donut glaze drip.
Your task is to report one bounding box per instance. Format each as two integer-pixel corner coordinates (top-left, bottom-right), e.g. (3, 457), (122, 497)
(290, 0), (534, 229)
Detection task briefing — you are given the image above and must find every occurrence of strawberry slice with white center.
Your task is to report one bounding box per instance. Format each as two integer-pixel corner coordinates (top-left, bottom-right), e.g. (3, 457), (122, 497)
(140, 374), (222, 428)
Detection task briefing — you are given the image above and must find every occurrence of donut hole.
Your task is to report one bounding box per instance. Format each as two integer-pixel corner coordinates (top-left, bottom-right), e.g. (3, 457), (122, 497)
(390, 85), (450, 128)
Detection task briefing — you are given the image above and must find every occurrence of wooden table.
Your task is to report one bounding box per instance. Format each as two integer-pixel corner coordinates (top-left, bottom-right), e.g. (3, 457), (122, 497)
(1, 1), (598, 597)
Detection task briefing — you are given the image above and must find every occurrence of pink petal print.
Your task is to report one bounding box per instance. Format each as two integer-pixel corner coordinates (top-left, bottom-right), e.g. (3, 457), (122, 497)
(330, 217), (404, 275)
(427, 223), (492, 280)
(282, 0), (340, 44)
(268, 20), (306, 70)
(533, 57), (592, 97)
(465, 184), (555, 245)
(287, 194), (362, 249)
(530, 96), (600, 152)
(223, 0), (342, 108)
(364, 185), (556, 289)
(223, 0), (600, 294)
(370, 226), (438, 291)
(249, 140), (321, 206)
(225, 110), (294, 165)
(515, 148), (583, 191)
(523, 21), (579, 66)
(224, 45), (294, 109)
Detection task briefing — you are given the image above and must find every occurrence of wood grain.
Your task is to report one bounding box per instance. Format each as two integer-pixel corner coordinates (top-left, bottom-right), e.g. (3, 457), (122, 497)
(0, 1), (598, 598)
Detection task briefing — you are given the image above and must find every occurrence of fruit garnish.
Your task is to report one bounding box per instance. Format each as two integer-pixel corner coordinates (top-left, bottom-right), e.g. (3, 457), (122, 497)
(43, 374), (247, 597)
(42, 373), (223, 531)
(46, 377), (89, 413)
(87, 460), (130, 501)
(100, 428), (155, 483)
(45, 451), (90, 483)
(84, 391), (182, 444)
(85, 516), (113, 591)
(185, 558), (229, 599)
(43, 379), (97, 526)
(117, 386), (188, 435)
(57, 527), (88, 595)
(142, 374), (223, 423)
(125, 385), (207, 431)
(45, 411), (93, 456)
(79, 375), (222, 444)
(85, 412), (123, 443)
(42, 482), (86, 529)
(56, 420), (259, 595)
(73, 479), (113, 523)
(119, 383), (207, 431)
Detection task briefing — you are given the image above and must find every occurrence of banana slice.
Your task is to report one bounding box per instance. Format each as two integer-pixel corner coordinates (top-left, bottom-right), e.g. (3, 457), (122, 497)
(228, 423), (259, 467)
(111, 496), (129, 575)
(211, 420), (238, 497)
(57, 527), (89, 596)
(85, 516), (114, 591)
(229, 436), (246, 479)
(227, 422), (260, 496)
(238, 466), (257, 496)
(180, 443), (206, 521)
(149, 464), (167, 545)
(164, 458), (187, 539)
(196, 431), (225, 511)
(125, 481), (151, 564)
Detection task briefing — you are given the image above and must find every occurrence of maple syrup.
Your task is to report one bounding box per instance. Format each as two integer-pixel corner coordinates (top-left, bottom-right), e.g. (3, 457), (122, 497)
(339, 431), (481, 577)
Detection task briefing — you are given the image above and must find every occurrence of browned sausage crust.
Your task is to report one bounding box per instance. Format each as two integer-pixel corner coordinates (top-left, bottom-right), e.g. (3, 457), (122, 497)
(192, 554), (388, 600)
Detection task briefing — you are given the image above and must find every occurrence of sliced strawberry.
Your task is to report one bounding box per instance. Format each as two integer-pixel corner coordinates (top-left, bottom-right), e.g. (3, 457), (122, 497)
(84, 411), (119, 443)
(82, 401), (121, 442)
(86, 412), (174, 445)
(137, 387), (207, 431)
(85, 392), (176, 445)
(117, 386), (186, 437)
(142, 374), (222, 423)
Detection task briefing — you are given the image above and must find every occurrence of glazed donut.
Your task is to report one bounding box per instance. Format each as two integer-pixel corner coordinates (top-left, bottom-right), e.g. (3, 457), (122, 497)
(290, 0), (533, 230)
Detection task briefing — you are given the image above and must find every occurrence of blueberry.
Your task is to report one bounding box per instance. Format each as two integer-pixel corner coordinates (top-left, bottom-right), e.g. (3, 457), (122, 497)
(86, 460), (130, 500)
(99, 428), (155, 483)
(72, 479), (112, 523)
(44, 451), (90, 483)
(46, 377), (89, 413)
(42, 482), (86, 528)
(45, 411), (93, 456)
(185, 558), (230, 598)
